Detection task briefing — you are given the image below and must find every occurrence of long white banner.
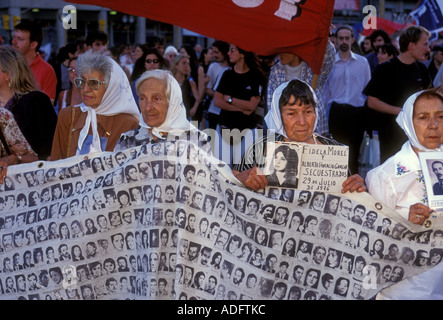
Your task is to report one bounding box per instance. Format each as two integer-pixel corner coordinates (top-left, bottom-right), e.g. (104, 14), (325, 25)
(0, 139), (442, 300)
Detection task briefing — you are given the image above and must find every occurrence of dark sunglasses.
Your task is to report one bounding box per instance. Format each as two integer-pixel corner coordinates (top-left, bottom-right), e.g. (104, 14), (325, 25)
(145, 59), (159, 64)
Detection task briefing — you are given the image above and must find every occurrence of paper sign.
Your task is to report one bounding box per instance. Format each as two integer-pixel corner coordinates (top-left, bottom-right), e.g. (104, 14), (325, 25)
(298, 144), (349, 193)
(419, 151), (443, 213)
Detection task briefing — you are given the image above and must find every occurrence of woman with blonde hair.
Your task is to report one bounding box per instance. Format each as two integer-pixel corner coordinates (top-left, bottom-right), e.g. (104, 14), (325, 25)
(0, 46), (56, 160)
(170, 54), (199, 119)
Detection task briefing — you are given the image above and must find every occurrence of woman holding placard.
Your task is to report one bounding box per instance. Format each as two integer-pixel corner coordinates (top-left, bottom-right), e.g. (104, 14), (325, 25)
(366, 88), (443, 225)
(233, 79), (366, 193)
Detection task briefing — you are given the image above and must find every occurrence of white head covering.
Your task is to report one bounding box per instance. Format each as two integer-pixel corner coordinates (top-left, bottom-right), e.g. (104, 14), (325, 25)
(137, 69), (200, 139)
(76, 56), (140, 154)
(264, 80), (319, 141)
(396, 90), (443, 152)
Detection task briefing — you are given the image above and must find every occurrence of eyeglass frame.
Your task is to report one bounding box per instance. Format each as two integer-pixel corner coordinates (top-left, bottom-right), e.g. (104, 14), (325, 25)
(74, 77), (107, 90)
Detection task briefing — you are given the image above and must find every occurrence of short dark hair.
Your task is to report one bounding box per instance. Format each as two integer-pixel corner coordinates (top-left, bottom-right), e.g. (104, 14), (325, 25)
(335, 25), (354, 38)
(399, 25), (430, 53)
(212, 40), (230, 58)
(279, 79), (317, 111)
(14, 20), (43, 51)
(86, 31), (108, 47)
(369, 29), (391, 48)
(378, 43), (399, 58)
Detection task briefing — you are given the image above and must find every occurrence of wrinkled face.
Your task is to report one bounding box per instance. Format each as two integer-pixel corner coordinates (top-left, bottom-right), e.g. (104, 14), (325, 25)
(281, 96), (316, 143)
(413, 96), (443, 150)
(138, 77), (169, 128)
(80, 69), (107, 109)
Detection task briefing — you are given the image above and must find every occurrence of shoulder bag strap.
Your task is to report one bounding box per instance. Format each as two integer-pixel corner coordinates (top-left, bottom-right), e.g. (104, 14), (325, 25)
(66, 107), (76, 158)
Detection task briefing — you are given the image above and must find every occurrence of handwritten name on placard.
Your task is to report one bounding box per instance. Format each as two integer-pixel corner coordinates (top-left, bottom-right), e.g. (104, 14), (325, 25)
(298, 144), (349, 193)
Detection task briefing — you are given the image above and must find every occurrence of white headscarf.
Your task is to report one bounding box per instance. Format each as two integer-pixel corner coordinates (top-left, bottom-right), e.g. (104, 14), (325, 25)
(76, 57), (140, 154)
(137, 70), (200, 139)
(396, 90), (443, 152)
(264, 80), (319, 141)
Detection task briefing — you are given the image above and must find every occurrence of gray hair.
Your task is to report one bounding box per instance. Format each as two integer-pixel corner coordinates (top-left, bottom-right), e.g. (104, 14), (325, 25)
(76, 50), (113, 86)
(135, 69), (172, 103)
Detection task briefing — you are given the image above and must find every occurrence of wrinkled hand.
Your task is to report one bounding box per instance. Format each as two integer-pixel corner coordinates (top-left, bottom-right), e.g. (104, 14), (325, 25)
(341, 174), (367, 194)
(0, 160), (8, 184)
(234, 167), (268, 191)
(408, 203), (433, 225)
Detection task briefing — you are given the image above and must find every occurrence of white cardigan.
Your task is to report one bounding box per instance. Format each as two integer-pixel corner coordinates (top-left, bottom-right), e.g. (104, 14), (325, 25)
(365, 141), (427, 221)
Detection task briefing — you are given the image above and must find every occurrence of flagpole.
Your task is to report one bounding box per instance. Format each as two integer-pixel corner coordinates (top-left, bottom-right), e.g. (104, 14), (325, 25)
(312, 74), (318, 90)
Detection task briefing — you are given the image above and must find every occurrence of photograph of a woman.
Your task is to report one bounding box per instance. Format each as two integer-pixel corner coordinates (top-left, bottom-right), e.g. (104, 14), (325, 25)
(265, 143), (299, 188)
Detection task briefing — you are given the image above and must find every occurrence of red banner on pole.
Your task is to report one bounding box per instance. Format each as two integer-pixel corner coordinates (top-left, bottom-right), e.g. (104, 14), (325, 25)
(70, 0), (335, 74)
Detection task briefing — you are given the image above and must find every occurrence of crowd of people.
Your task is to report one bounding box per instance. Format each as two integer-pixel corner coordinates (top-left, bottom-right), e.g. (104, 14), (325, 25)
(0, 18), (443, 299)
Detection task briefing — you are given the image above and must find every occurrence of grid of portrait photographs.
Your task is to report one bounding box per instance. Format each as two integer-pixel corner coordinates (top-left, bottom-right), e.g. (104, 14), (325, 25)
(0, 140), (442, 300)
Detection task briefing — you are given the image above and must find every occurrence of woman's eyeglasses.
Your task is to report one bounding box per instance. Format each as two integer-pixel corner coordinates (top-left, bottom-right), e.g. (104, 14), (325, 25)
(145, 59), (159, 64)
(229, 47), (238, 53)
(68, 68), (77, 73)
(74, 77), (107, 90)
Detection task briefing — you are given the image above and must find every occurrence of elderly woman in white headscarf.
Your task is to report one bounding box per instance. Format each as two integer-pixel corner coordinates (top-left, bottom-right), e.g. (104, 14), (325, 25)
(50, 51), (140, 160)
(233, 79), (365, 193)
(366, 88), (443, 225)
(366, 88), (443, 301)
(114, 69), (210, 152)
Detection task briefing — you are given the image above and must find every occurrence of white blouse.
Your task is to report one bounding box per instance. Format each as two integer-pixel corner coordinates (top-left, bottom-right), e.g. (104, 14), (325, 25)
(365, 141), (427, 221)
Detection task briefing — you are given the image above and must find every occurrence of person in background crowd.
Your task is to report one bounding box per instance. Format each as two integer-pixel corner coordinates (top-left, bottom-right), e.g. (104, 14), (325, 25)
(0, 46), (56, 160)
(180, 44), (206, 125)
(54, 43), (77, 108)
(428, 45), (443, 82)
(214, 44), (267, 166)
(364, 29), (392, 72)
(376, 43), (399, 65)
(12, 20), (58, 104)
(170, 54), (198, 119)
(364, 25), (432, 163)
(323, 25), (371, 174)
(86, 31), (108, 54)
(164, 45), (178, 68)
(57, 57), (82, 114)
(50, 51), (139, 160)
(130, 48), (167, 108)
(360, 36), (374, 55)
(205, 40), (230, 130)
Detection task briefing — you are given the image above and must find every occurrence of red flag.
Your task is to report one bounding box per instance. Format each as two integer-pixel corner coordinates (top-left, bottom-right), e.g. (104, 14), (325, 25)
(69, 0), (335, 74)
(361, 17), (409, 37)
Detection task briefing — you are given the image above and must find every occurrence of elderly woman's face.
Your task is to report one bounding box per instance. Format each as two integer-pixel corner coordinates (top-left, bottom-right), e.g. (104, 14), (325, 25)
(413, 96), (443, 150)
(281, 95), (316, 143)
(138, 78), (169, 127)
(80, 69), (107, 109)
